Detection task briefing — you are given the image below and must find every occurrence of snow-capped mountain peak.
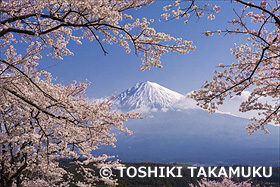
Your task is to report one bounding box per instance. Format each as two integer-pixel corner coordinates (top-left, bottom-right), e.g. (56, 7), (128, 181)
(113, 81), (185, 110)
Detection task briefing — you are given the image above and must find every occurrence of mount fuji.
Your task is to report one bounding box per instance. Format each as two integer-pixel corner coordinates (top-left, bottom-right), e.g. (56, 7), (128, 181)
(96, 81), (280, 166)
(113, 81), (197, 112)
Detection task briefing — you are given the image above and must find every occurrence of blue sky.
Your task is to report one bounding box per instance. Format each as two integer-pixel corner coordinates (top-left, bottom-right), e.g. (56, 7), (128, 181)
(38, 1), (254, 116)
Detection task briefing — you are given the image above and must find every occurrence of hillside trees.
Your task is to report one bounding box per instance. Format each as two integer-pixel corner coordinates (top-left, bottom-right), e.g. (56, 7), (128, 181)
(0, 0), (196, 186)
(161, 0), (280, 134)
(190, 178), (258, 187)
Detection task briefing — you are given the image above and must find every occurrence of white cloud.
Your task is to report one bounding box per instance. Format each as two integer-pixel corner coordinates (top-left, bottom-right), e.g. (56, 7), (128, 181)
(161, 108), (169, 112)
(217, 91), (274, 119)
(130, 106), (151, 113)
(151, 108), (158, 112)
(172, 96), (199, 109)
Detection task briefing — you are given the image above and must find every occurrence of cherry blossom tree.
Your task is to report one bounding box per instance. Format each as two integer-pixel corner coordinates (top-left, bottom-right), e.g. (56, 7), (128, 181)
(161, 0), (279, 134)
(190, 0), (280, 135)
(0, 0), (195, 186)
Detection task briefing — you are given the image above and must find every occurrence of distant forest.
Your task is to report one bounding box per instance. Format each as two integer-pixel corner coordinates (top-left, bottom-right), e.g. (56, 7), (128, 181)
(60, 161), (280, 187)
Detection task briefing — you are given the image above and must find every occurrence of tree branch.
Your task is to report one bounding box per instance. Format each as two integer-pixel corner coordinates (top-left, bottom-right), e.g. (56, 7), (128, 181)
(235, 0), (280, 26)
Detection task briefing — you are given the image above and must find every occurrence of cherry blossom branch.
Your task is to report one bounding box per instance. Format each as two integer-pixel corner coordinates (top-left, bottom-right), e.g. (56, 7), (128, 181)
(0, 59), (57, 102)
(235, 0), (280, 26)
(206, 45), (270, 102)
(4, 87), (76, 124)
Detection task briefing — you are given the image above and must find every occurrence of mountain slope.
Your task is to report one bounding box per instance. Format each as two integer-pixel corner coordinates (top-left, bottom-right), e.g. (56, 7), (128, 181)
(113, 81), (185, 110)
(98, 109), (279, 166)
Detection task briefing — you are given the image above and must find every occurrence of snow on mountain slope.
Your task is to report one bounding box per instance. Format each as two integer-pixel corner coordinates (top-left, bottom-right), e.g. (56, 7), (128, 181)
(113, 81), (186, 110)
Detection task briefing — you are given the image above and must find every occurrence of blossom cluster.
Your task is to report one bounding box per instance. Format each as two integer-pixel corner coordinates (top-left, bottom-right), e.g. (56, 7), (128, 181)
(161, 0), (220, 23)
(190, 178), (258, 187)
